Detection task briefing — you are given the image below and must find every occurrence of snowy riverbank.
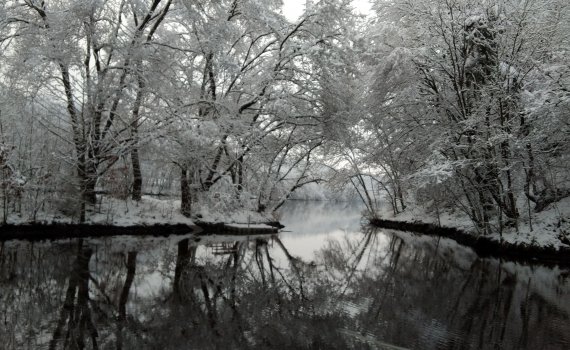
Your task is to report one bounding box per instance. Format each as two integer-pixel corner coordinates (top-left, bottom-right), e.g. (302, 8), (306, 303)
(2, 195), (273, 228)
(369, 197), (570, 264)
(1, 195), (282, 240)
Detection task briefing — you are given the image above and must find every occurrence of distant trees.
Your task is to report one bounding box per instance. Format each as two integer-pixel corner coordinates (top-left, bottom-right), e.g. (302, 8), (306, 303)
(166, 0), (326, 213)
(144, 0), (357, 214)
(0, 139), (20, 224)
(0, 86), (66, 223)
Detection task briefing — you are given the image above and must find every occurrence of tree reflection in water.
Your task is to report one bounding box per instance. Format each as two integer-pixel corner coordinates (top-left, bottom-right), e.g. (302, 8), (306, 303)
(0, 228), (569, 349)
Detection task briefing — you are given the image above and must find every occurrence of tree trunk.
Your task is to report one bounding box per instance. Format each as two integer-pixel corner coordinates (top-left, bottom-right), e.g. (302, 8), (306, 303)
(116, 251), (137, 350)
(397, 184), (406, 211)
(174, 239), (190, 296)
(131, 147), (142, 201)
(180, 167), (191, 217)
(49, 244), (93, 350)
(237, 157), (244, 193)
(131, 71), (144, 201)
(83, 172), (97, 206)
(78, 162), (97, 222)
(204, 137), (227, 191)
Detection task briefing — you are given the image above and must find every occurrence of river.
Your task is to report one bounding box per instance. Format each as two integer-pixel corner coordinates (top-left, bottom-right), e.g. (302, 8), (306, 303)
(1, 200), (568, 349)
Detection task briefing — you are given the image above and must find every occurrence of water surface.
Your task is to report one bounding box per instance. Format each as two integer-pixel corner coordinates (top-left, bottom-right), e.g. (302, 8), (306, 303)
(1, 201), (568, 349)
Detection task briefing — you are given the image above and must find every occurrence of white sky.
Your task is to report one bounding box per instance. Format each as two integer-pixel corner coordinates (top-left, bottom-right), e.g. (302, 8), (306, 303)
(282, 0), (372, 22)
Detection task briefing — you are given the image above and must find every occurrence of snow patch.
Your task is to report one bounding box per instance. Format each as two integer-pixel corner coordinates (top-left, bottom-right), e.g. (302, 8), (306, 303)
(373, 196), (570, 250)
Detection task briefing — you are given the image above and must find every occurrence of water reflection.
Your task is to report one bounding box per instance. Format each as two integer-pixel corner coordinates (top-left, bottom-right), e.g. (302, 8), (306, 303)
(0, 201), (569, 349)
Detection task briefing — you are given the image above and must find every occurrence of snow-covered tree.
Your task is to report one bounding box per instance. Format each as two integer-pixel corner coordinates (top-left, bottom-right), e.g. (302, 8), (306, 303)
(1, 0), (175, 220)
(364, 0), (570, 232)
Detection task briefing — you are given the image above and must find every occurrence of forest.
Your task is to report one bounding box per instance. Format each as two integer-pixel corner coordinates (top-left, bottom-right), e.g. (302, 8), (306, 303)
(1, 2), (570, 349)
(0, 0), (569, 240)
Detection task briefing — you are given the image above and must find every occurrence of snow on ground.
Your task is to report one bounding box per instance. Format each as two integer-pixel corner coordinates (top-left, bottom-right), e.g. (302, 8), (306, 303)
(3, 194), (278, 227)
(374, 196), (570, 250)
(374, 200), (475, 233)
(88, 196), (195, 226)
(4, 195), (195, 226)
(226, 223), (275, 229)
(196, 205), (271, 224)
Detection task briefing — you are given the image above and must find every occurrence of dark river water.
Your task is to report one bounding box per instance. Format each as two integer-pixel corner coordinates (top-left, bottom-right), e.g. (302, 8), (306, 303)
(1, 201), (569, 349)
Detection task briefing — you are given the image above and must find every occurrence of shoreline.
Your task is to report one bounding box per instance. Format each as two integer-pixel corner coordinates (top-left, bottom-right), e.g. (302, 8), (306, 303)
(0, 223), (200, 241)
(2, 206), (567, 267)
(0, 220), (283, 241)
(369, 218), (570, 267)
